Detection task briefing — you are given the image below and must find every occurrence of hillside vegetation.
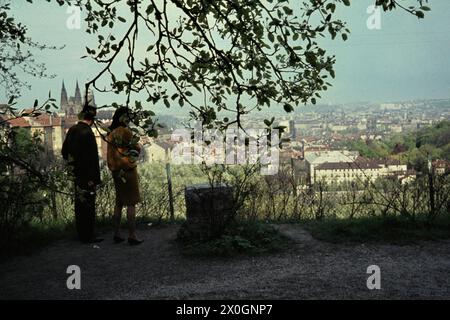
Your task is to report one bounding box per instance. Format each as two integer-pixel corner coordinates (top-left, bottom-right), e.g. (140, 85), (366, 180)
(340, 120), (450, 171)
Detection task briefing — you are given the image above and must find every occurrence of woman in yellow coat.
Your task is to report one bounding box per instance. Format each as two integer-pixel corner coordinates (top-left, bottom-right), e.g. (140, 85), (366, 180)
(107, 107), (143, 245)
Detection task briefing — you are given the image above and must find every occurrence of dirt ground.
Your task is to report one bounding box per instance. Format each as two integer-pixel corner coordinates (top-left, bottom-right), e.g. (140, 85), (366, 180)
(0, 224), (449, 300)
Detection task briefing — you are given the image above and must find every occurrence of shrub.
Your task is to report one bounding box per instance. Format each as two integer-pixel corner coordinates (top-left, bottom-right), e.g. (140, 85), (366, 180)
(179, 220), (291, 257)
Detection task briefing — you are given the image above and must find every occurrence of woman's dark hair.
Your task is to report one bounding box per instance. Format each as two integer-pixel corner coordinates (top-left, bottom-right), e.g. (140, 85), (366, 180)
(109, 107), (133, 131)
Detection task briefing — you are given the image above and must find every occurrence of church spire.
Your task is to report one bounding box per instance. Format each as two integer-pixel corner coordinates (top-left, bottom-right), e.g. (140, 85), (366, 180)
(60, 80), (68, 111)
(74, 80), (82, 106)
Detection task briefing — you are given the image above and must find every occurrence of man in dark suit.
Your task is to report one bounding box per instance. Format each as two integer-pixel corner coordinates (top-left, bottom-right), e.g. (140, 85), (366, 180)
(62, 105), (103, 243)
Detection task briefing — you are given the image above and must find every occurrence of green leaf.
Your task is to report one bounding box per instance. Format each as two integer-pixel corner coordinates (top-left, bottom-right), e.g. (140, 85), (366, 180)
(283, 104), (294, 113)
(415, 11), (425, 19)
(283, 6), (293, 15)
(164, 99), (170, 108)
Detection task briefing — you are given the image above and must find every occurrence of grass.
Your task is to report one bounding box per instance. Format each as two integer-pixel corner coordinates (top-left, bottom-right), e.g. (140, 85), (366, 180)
(179, 220), (292, 257)
(301, 215), (450, 244)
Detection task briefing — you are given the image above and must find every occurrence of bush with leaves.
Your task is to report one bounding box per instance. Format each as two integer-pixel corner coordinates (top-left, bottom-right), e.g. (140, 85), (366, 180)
(0, 127), (47, 243)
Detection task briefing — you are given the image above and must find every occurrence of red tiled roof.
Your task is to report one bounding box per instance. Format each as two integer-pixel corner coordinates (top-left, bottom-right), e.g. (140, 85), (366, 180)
(316, 161), (381, 171)
(6, 117), (31, 128)
(372, 158), (401, 166)
(384, 159), (401, 166)
(433, 159), (450, 168)
(31, 114), (62, 127)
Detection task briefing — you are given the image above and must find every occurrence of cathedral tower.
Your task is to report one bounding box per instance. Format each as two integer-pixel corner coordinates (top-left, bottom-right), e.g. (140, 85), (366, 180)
(60, 80), (68, 112)
(59, 80), (85, 117)
(74, 80), (82, 107)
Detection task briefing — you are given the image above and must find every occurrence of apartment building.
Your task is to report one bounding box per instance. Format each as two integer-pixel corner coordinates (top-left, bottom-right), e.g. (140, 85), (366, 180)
(313, 157), (411, 185)
(305, 150), (412, 185)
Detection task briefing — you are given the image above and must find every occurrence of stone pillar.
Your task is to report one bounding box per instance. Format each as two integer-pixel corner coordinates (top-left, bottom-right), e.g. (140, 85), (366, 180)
(177, 183), (235, 241)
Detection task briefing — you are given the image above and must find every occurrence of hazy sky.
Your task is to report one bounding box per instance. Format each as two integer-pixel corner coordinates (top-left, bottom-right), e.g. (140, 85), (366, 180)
(4, 0), (450, 110)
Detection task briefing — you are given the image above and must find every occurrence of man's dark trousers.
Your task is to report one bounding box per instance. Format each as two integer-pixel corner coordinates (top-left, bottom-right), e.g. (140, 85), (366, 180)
(74, 187), (96, 242)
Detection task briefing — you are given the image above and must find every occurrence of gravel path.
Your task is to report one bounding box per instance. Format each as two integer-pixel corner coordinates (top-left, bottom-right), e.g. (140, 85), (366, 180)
(0, 224), (449, 299)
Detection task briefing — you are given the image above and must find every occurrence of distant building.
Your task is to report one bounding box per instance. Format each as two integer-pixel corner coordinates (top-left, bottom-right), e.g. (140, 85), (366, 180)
(3, 114), (63, 161)
(28, 114), (64, 157)
(314, 160), (381, 185)
(304, 149), (413, 185)
(367, 117), (377, 132)
(390, 124), (403, 133)
(312, 156), (412, 185)
(142, 140), (173, 162)
(381, 103), (402, 110)
(432, 160), (450, 175)
(4, 112), (108, 162)
(60, 80), (96, 117)
(1, 82), (107, 165)
(289, 119), (297, 139)
(96, 108), (115, 120)
(305, 150), (359, 183)
(328, 124), (348, 133)
(277, 119), (297, 140)
(279, 147), (303, 163)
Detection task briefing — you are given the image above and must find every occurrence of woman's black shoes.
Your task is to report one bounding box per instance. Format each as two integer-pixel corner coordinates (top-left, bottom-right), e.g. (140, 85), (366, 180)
(113, 236), (125, 244)
(128, 238), (144, 246)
